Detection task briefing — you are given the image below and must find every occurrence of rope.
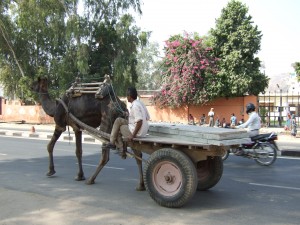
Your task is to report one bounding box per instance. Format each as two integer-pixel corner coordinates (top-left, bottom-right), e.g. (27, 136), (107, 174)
(108, 83), (127, 114)
(67, 99), (71, 144)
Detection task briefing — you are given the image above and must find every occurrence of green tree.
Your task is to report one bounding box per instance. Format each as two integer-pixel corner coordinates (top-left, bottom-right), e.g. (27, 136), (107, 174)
(0, 0), (66, 100)
(88, 14), (147, 95)
(293, 62), (300, 81)
(210, 0), (269, 97)
(136, 41), (162, 90)
(152, 33), (219, 108)
(0, 0), (144, 101)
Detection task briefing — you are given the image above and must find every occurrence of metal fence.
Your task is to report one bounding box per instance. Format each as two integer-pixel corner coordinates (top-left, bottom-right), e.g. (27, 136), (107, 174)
(258, 90), (300, 127)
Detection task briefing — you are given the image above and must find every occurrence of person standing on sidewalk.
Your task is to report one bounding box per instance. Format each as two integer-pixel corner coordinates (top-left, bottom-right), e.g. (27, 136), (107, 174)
(285, 113), (291, 131)
(208, 108), (214, 127)
(230, 113), (237, 127)
(291, 114), (297, 138)
(106, 87), (150, 150)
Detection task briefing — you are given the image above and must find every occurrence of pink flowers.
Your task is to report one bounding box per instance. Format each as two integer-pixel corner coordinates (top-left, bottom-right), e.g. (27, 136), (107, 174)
(171, 40), (181, 48)
(154, 33), (219, 108)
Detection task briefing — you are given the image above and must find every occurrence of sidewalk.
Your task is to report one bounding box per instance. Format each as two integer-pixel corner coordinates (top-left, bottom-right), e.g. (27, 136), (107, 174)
(0, 122), (103, 144)
(0, 122), (299, 157)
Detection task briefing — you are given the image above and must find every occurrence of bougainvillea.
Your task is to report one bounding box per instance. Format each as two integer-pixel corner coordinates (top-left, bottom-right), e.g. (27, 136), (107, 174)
(152, 33), (219, 108)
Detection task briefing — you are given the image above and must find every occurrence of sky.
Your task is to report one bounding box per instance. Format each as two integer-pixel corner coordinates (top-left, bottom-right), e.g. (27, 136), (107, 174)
(135, 0), (300, 77)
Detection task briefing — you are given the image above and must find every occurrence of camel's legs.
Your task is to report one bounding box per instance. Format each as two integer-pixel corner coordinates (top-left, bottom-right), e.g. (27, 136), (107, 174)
(132, 149), (145, 191)
(86, 146), (110, 185)
(46, 128), (63, 176)
(74, 130), (85, 181)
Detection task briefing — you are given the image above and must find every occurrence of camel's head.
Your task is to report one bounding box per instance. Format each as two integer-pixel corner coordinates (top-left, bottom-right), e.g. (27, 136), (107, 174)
(31, 77), (49, 94)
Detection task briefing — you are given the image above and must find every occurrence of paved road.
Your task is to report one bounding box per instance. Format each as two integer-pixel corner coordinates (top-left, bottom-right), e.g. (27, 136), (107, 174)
(0, 136), (300, 225)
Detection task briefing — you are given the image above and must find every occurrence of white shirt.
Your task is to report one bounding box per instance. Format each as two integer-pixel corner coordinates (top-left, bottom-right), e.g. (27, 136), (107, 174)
(208, 111), (214, 117)
(128, 99), (150, 137)
(237, 112), (261, 131)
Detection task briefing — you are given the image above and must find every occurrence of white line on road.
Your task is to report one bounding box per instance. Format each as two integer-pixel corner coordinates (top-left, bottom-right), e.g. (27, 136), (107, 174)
(277, 156), (300, 160)
(81, 163), (125, 170)
(249, 182), (300, 191)
(0, 153), (7, 156)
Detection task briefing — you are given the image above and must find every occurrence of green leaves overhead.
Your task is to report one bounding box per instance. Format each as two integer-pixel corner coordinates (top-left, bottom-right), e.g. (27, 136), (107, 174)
(0, 0), (144, 101)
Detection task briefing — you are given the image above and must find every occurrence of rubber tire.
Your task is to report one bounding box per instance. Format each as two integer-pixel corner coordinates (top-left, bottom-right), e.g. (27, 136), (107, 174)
(222, 150), (230, 161)
(196, 156), (223, 191)
(270, 140), (280, 152)
(143, 148), (197, 208)
(254, 143), (277, 166)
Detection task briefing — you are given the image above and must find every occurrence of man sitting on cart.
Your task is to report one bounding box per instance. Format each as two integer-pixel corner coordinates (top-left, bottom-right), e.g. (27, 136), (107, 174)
(105, 87), (150, 150)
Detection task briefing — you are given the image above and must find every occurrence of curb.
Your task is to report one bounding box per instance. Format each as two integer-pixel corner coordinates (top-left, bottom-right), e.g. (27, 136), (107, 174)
(281, 150), (300, 157)
(0, 130), (103, 144)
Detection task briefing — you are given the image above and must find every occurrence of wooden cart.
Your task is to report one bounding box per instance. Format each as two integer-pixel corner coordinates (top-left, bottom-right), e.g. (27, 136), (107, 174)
(85, 120), (249, 208)
(126, 123), (250, 208)
(59, 100), (250, 208)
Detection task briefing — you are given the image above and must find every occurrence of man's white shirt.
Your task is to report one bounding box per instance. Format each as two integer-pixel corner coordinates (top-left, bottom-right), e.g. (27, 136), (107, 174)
(128, 99), (150, 137)
(237, 112), (261, 131)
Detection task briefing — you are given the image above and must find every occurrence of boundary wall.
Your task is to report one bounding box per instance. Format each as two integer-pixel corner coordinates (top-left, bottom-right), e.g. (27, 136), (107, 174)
(145, 95), (257, 124)
(0, 95), (257, 125)
(0, 98), (54, 124)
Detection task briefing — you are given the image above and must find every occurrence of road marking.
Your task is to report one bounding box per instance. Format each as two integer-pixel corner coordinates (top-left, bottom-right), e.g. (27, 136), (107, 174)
(249, 182), (300, 191)
(81, 163), (125, 170)
(278, 156), (300, 160)
(0, 153), (7, 156)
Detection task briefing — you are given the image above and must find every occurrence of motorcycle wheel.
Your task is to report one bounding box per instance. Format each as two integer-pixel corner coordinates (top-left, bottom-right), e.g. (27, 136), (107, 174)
(270, 140), (280, 152)
(221, 150), (230, 161)
(253, 143), (277, 166)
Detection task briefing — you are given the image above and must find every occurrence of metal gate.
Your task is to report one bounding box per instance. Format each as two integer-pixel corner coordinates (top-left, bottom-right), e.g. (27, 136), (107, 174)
(258, 90), (300, 128)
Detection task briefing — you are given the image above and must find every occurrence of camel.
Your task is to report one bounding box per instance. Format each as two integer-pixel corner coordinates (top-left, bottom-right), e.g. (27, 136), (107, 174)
(31, 77), (145, 190)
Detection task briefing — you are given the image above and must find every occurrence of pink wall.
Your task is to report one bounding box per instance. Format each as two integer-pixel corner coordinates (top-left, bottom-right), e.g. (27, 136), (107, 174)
(146, 95), (258, 124)
(0, 99), (54, 124)
(0, 96), (257, 125)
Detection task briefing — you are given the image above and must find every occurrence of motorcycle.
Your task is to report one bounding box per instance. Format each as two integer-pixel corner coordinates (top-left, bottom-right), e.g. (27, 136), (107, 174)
(222, 132), (279, 166)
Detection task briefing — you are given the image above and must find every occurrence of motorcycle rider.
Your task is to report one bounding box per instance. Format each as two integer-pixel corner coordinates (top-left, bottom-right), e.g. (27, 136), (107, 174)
(235, 103), (261, 155)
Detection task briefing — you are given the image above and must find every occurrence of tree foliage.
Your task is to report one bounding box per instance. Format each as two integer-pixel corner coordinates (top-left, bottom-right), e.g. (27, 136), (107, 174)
(293, 62), (300, 81)
(209, 0), (269, 97)
(152, 33), (219, 108)
(0, 0), (145, 101)
(136, 42), (162, 90)
(151, 1), (269, 109)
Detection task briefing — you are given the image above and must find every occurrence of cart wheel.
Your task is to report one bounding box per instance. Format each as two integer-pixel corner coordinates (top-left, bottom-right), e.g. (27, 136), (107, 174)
(196, 156), (223, 191)
(143, 148), (197, 208)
